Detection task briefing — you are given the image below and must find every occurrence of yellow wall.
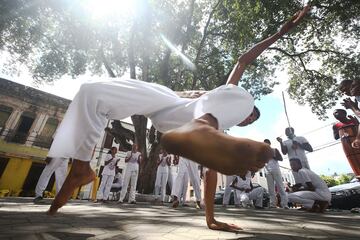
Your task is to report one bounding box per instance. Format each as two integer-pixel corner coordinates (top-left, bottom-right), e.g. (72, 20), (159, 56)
(0, 157), (33, 195)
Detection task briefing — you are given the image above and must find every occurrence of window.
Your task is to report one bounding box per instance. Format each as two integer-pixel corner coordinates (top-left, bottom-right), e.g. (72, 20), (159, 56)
(10, 112), (35, 144)
(33, 118), (58, 148)
(0, 105), (13, 130)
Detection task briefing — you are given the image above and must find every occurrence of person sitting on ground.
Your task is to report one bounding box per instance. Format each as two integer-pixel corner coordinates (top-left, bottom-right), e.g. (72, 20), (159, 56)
(45, 5), (311, 232)
(230, 171), (265, 209)
(287, 158), (331, 213)
(110, 167), (123, 197)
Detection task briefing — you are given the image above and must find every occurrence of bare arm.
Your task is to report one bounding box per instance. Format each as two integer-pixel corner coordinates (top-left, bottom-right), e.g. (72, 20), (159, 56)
(274, 148), (283, 161)
(333, 125), (340, 140)
(226, 5), (311, 85)
(125, 153), (132, 163)
(204, 169), (241, 232)
(277, 137), (288, 155)
(293, 140), (313, 152)
(342, 98), (360, 117)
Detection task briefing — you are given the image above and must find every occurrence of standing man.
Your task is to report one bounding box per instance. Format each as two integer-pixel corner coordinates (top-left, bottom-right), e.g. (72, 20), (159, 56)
(263, 139), (288, 208)
(287, 158), (331, 213)
(171, 155), (189, 206)
(172, 156), (202, 209)
(96, 147), (119, 202)
(118, 144), (142, 204)
(277, 127), (313, 183)
(33, 157), (69, 203)
(154, 149), (171, 203)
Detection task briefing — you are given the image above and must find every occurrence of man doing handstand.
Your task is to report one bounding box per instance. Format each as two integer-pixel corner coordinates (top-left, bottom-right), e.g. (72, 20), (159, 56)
(46, 5), (311, 232)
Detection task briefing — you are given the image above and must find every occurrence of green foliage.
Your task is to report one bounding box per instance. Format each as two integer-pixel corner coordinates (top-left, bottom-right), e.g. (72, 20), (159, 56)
(320, 174), (337, 187)
(336, 174), (352, 185)
(0, 0), (359, 118)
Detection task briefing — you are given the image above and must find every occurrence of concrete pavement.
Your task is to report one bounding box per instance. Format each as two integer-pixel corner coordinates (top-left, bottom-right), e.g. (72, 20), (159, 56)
(0, 197), (359, 240)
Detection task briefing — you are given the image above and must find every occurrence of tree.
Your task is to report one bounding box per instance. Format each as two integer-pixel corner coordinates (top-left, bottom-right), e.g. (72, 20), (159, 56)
(320, 174), (337, 187)
(0, 0), (359, 192)
(336, 174), (352, 185)
(218, 0), (360, 119)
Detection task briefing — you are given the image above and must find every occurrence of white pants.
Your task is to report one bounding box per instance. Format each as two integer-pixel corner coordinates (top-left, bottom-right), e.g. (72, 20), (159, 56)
(167, 165), (176, 192)
(223, 175), (240, 205)
(35, 158), (68, 197)
(48, 79), (254, 160)
(171, 164), (189, 204)
(237, 187), (264, 207)
(119, 162), (139, 202)
(288, 190), (331, 209)
(154, 165), (169, 202)
(172, 157), (201, 201)
(293, 159), (310, 184)
(97, 174), (115, 200)
(266, 170), (288, 208)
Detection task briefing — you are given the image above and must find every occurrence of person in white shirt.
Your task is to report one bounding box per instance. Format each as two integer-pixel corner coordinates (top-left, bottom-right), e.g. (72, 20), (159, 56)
(172, 156), (202, 209)
(154, 149), (171, 203)
(222, 175), (241, 207)
(287, 158), (331, 213)
(96, 147), (119, 202)
(118, 144), (142, 204)
(112, 167), (123, 190)
(170, 155), (189, 206)
(277, 127), (313, 183)
(231, 171), (264, 209)
(263, 139), (288, 208)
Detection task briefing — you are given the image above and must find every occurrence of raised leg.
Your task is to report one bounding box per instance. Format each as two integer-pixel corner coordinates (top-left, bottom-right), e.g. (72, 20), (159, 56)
(161, 114), (272, 176)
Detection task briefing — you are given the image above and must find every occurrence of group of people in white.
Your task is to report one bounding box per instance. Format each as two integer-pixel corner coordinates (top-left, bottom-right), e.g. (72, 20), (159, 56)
(222, 128), (331, 213)
(92, 124), (331, 213)
(34, 125), (332, 214)
(95, 143), (203, 209)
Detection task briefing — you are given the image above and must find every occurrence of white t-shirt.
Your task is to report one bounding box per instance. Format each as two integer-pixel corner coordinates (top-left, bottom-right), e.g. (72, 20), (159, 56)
(265, 148), (281, 172)
(149, 84), (254, 131)
(297, 169), (329, 192)
(235, 171), (252, 190)
(102, 154), (118, 176)
(159, 153), (170, 167)
(126, 151), (141, 164)
(283, 136), (309, 162)
(113, 172), (123, 186)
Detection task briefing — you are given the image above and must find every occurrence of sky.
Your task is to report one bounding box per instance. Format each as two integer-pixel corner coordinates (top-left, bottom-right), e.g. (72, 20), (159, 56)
(1, 69), (354, 177)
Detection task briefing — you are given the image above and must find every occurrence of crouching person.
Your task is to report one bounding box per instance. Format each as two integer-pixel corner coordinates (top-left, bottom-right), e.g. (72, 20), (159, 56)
(231, 171), (265, 209)
(288, 158), (331, 213)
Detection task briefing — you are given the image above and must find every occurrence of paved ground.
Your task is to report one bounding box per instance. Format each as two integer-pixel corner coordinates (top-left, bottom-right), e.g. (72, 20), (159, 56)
(0, 197), (359, 240)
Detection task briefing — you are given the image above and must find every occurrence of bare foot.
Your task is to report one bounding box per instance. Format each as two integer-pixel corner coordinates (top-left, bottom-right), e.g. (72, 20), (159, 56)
(207, 219), (242, 233)
(172, 196), (179, 208)
(161, 119), (272, 175)
(47, 160), (95, 215)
